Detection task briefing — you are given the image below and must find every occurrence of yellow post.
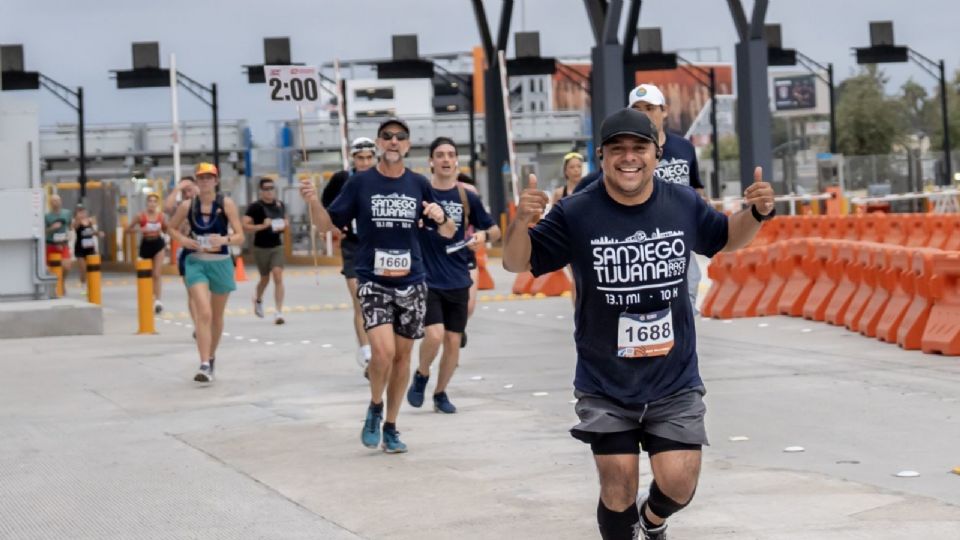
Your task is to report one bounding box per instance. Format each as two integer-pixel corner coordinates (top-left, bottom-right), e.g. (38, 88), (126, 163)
(86, 254), (102, 305)
(48, 251), (64, 298)
(136, 259), (156, 334)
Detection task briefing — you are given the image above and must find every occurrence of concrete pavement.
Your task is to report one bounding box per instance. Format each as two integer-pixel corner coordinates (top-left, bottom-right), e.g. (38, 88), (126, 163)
(1, 259), (959, 539)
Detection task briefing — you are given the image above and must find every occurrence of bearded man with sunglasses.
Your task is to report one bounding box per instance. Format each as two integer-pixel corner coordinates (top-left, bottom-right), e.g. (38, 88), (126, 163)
(300, 117), (456, 454)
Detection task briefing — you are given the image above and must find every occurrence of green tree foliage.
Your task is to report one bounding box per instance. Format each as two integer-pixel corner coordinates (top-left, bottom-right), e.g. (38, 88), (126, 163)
(928, 70), (960, 151)
(836, 65), (907, 155)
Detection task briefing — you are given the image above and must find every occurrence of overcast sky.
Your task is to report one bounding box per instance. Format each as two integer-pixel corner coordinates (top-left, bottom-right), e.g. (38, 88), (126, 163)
(3, 0), (957, 143)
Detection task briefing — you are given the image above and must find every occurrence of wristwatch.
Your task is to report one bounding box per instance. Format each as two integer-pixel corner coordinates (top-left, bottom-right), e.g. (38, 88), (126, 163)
(751, 204), (776, 223)
(439, 214), (448, 225)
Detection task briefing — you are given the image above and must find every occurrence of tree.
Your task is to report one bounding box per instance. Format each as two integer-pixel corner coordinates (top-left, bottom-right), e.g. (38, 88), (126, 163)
(928, 69), (960, 152)
(703, 135), (739, 160)
(836, 65), (907, 155)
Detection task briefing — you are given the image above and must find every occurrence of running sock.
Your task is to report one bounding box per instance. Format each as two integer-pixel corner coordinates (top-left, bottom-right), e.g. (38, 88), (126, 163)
(639, 502), (663, 531)
(597, 499), (639, 540)
(369, 401), (383, 414)
(361, 345), (371, 360)
(383, 422), (396, 432)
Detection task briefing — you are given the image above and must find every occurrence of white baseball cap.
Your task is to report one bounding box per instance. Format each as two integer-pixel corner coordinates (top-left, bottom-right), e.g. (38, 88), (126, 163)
(350, 137), (376, 155)
(627, 84), (666, 107)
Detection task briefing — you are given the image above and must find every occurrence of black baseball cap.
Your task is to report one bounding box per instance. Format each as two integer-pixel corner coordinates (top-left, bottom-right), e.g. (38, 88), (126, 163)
(599, 108), (659, 147)
(377, 117), (410, 135)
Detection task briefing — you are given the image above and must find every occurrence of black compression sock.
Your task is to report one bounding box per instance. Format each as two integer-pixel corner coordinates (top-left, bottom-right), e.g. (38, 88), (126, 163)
(369, 401), (383, 413)
(597, 499), (639, 540)
(640, 502), (663, 531)
(383, 422), (396, 432)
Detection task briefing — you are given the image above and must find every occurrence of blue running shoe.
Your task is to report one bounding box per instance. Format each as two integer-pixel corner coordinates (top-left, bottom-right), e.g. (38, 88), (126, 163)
(361, 406), (383, 449)
(433, 392), (457, 414)
(382, 427), (408, 453)
(406, 370), (429, 408)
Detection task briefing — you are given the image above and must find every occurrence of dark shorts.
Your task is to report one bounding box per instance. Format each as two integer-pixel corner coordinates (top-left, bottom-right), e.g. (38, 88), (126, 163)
(465, 251), (477, 271)
(253, 245), (284, 275)
(571, 387), (708, 456)
(357, 281), (427, 339)
(139, 236), (166, 260)
(340, 239), (358, 279)
(74, 245), (96, 259)
(424, 287), (470, 333)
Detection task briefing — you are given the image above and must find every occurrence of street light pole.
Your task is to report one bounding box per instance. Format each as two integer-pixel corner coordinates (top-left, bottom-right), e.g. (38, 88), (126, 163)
(211, 82), (220, 172)
(709, 68), (720, 197)
(827, 63), (837, 154)
(77, 86), (87, 197)
(939, 59), (952, 183)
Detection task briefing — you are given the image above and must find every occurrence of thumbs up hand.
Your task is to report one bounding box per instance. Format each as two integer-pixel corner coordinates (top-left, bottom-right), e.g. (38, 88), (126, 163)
(517, 174), (549, 225)
(743, 166), (775, 216)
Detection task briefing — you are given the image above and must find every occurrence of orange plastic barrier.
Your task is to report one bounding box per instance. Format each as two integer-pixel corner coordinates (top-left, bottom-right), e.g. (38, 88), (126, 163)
(702, 252), (739, 318)
(756, 243), (789, 316)
(511, 271), (536, 294)
(883, 214), (910, 245)
(857, 214), (889, 243)
(749, 217), (782, 247)
(530, 269), (572, 297)
(843, 244), (879, 332)
(777, 240), (816, 317)
(858, 245), (895, 338)
(802, 240), (842, 321)
(875, 247), (926, 343)
(920, 252), (960, 355)
(940, 215), (960, 251)
(839, 216), (860, 241)
(823, 244), (861, 326)
(897, 250), (939, 350)
(730, 247), (768, 318)
(924, 215), (952, 249)
(904, 215), (932, 248)
(818, 216), (844, 239)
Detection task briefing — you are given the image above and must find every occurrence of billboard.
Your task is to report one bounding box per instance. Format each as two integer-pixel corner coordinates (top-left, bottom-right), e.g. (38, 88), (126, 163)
(552, 63), (734, 138)
(774, 75), (817, 111)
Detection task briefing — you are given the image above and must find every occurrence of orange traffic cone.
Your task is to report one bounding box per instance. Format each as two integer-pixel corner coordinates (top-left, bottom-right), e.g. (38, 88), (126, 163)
(476, 242), (495, 290)
(530, 269), (571, 297)
(234, 256), (248, 282)
(512, 271), (535, 294)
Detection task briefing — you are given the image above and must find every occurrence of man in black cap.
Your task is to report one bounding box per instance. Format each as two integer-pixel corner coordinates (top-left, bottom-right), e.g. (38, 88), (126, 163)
(503, 108), (774, 540)
(300, 117), (456, 454)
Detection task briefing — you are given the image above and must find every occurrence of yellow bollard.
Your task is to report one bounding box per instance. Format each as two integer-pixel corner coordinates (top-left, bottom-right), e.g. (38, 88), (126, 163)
(86, 254), (102, 305)
(136, 259), (156, 334)
(48, 251), (64, 298)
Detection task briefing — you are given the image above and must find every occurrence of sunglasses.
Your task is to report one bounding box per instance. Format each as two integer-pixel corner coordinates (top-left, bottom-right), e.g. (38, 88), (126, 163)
(379, 131), (409, 142)
(260, 185), (275, 191)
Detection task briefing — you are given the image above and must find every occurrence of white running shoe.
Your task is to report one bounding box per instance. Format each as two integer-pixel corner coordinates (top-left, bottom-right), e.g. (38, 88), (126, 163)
(154, 300), (163, 314)
(274, 311), (285, 325)
(253, 298), (264, 318)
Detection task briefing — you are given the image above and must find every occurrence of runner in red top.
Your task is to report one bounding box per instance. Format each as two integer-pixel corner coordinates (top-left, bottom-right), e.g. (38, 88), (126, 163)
(126, 193), (168, 313)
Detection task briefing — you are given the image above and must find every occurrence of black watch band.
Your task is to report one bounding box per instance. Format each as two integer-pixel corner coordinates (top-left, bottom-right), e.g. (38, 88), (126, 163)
(439, 214), (448, 225)
(751, 204), (775, 223)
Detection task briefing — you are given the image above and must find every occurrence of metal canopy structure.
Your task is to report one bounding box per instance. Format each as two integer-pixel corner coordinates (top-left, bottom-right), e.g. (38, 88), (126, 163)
(728, 0), (773, 192)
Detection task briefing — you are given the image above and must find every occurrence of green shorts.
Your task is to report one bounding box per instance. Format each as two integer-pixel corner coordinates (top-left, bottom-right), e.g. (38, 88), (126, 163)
(253, 245), (284, 275)
(184, 255), (236, 294)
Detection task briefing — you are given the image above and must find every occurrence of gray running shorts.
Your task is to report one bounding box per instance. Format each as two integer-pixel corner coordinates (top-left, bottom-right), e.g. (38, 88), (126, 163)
(571, 386), (708, 450)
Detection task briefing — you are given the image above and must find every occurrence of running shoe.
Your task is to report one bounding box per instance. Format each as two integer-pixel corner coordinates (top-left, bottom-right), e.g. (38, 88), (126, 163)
(433, 392), (457, 414)
(274, 312), (285, 325)
(382, 426), (408, 454)
(253, 298), (264, 318)
(154, 300), (163, 314)
(361, 406), (383, 449)
(406, 370), (429, 408)
(460, 332), (468, 349)
(193, 362), (214, 383)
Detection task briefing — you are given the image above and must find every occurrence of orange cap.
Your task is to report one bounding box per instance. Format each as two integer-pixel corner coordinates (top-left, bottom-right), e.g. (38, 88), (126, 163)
(195, 162), (219, 177)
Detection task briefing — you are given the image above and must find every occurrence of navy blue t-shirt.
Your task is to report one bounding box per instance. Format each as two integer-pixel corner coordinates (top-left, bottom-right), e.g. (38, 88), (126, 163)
(327, 167), (438, 286)
(528, 179), (728, 405)
(419, 186), (495, 290)
(574, 132), (704, 193)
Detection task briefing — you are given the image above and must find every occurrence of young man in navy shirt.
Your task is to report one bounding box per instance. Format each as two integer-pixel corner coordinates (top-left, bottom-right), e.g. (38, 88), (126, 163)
(407, 137), (500, 414)
(504, 108), (774, 540)
(576, 84), (707, 312)
(300, 118), (456, 454)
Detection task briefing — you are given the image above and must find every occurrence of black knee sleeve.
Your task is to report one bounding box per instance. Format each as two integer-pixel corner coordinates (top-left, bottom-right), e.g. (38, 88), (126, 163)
(645, 481), (694, 520)
(597, 498), (640, 540)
